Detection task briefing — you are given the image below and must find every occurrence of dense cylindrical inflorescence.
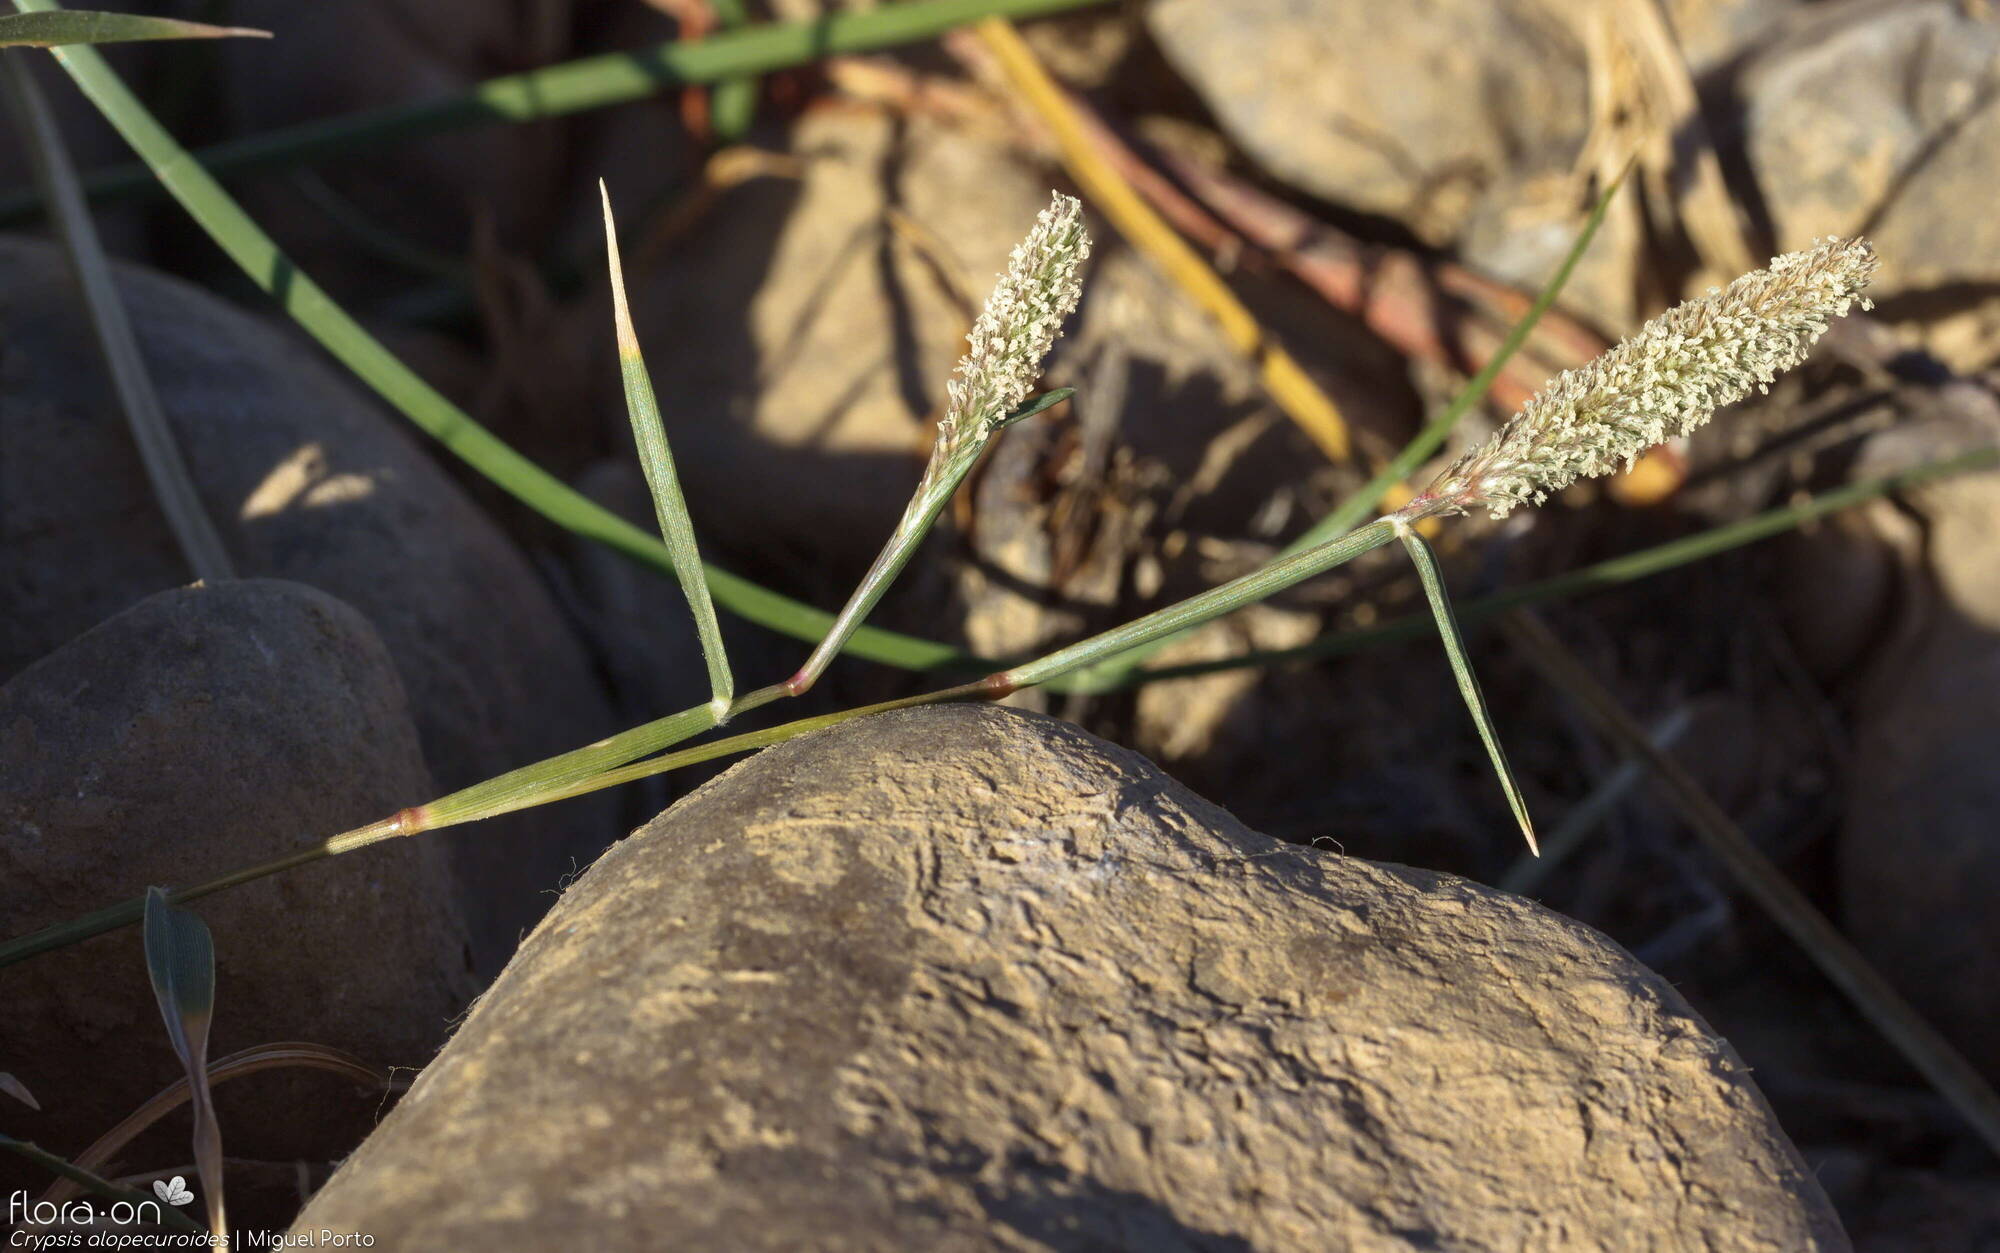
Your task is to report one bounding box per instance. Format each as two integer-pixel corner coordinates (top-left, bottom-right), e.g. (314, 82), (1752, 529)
(926, 191), (1091, 488)
(1421, 237), (1878, 520)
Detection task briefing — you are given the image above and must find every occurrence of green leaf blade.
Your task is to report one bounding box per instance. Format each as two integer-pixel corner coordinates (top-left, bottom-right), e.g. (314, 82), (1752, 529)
(142, 887), (226, 1240)
(600, 181), (733, 710)
(0, 10), (266, 46)
(1398, 528), (1539, 855)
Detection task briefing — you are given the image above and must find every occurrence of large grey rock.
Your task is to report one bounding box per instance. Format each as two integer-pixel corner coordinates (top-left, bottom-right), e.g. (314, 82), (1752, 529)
(1146, 0), (1589, 244)
(296, 704), (1845, 1250)
(0, 235), (619, 972)
(1742, 1), (2000, 296)
(0, 580), (473, 1181)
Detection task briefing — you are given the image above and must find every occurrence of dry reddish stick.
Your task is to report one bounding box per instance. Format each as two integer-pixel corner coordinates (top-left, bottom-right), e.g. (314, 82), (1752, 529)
(920, 35), (1608, 414)
(1155, 151), (1611, 411)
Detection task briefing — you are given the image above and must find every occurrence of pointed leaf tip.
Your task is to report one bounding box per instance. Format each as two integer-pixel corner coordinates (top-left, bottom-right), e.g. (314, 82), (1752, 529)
(599, 182), (734, 707)
(1399, 531), (1540, 856)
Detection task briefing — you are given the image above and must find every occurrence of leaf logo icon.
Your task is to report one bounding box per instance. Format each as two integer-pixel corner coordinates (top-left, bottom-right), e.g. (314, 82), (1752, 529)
(153, 1175), (193, 1206)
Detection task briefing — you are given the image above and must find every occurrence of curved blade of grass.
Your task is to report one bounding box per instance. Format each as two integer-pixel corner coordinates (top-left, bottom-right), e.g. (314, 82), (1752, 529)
(1285, 162), (1630, 556)
(39, 1042), (391, 1209)
(602, 181), (731, 710)
(0, 53), (233, 582)
(0, 1135), (203, 1233)
(0, 0), (1109, 223)
(1398, 525), (1537, 855)
(1054, 165), (1629, 694)
(996, 517), (1407, 691)
(0, 10), (264, 45)
(11, 7), (969, 671)
(141, 887), (224, 1241)
(0, 698), (744, 969)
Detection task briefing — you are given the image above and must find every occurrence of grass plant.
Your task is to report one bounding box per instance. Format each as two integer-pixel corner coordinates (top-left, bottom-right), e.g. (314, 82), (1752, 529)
(8, 0), (2000, 1208)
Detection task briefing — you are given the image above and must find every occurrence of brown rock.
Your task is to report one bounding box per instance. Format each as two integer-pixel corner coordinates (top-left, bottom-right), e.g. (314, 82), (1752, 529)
(0, 235), (619, 972)
(295, 704), (1844, 1250)
(0, 580), (473, 1184)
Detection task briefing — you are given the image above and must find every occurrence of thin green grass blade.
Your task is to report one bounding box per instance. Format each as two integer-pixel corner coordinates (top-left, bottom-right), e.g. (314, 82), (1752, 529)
(13, 444), (1992, 969)
(0, 53), (233, 582)
(0, 697), (745, 969)
(0, 1135), (204, 1233)
(0, 0), (1109, 223)
(0, 10), (264, 45)
(1287, 163), (1630, 556)
(1055, 169), (1628, 695)
(420, 700), (719, 832)
(11, 7), (968, 670)
(1398, 526), (1538, 855)
(0, 517), (1409, 967)
(1120, 444), (2000, 685)
(601, 182), (732, 709)
(994, 386), (1072, 428)
(141, 888), (225, 1240)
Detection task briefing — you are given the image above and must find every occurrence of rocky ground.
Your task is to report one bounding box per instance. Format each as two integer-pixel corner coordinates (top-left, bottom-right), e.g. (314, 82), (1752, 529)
(4, 0), (1999, 1245)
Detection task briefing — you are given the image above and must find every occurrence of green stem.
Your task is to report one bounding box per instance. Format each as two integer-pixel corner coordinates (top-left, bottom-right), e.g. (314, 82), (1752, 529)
(1001, 517), (1407, 692)
(0, 518), (1409, 967)
(790, 390), (1073, 694)
(706, 0), (758, 143)
(1125, 446), (2000, 685)
(1286, 164), (1629, 556)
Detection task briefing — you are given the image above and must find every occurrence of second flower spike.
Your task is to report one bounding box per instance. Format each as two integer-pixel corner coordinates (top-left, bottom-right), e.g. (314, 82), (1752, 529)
(787, 192), (1093, 696)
